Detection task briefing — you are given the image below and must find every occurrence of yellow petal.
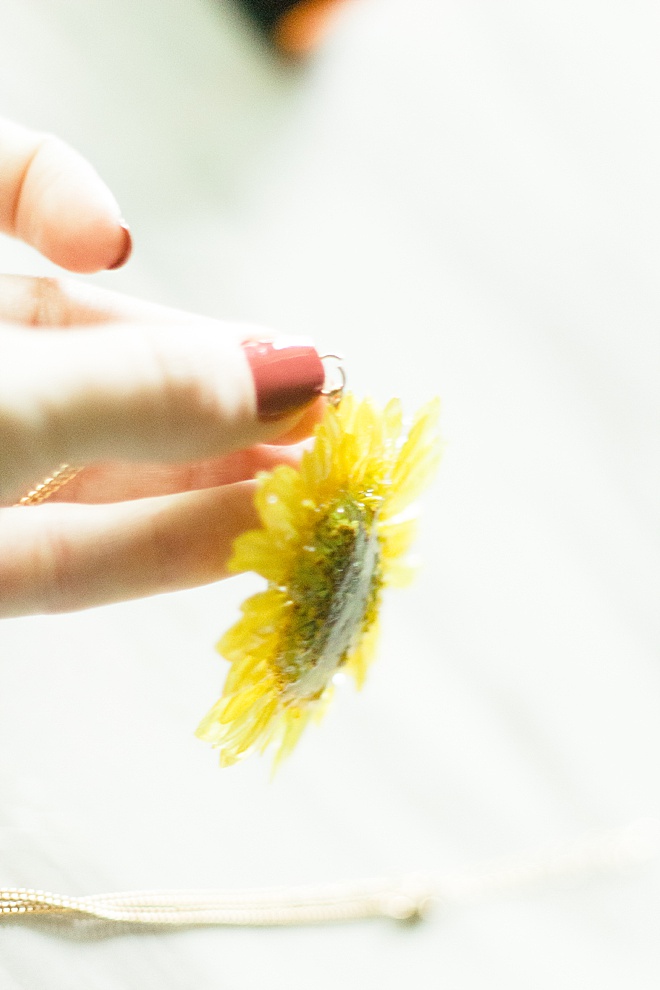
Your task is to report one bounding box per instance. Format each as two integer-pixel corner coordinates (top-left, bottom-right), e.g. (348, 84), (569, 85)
(378, 517), (418, 561)
(219, 681), (270, 724)
(219, 749), (240, 768)
(229, 529), (292, 580)
(273, 708), (311, 766)
(392, 399), (441, 483)
(233, 698), (280, 756)
(241, 588), (287, 620)
(338, 430), (361, 486)
(195, 701), (226, 742)
(222, 653), (269, 694)
(385, 449), (442, 517)
(311, 687), (333, 724)
(337, 392), (356, 432)
(382, 559), (416, 587)
(213, 691), (277, 747)
(345, 623), (379, 688)
(347, 398), (384, 486)
(382, 397), (403, 459)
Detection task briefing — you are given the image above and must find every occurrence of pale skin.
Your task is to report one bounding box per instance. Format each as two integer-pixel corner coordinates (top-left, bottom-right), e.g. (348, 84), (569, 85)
(0, 118), (324, 618)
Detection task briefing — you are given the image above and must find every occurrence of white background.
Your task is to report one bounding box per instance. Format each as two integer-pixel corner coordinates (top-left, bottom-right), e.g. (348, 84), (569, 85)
(0, 1), (659, 986)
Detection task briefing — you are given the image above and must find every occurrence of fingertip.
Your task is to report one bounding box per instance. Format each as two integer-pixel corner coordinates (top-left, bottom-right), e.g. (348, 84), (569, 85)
(15, 135), (131, 273)
(267, 396), (327, 445)
(35, 209), (132, 275)
(106, 222), (133, 271)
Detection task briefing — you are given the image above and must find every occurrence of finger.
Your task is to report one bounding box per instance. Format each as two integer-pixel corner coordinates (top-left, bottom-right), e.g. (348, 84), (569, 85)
(267, 398), (325, 444)
(31, 443), (308, 505)
(0, 275), (328, 447)
(0, 325), (327, 501)
(0, 117), (131, 273)
(0, 482), (259, 617)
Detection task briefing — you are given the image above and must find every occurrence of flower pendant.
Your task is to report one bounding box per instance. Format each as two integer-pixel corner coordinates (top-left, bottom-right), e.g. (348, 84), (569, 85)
(196, 393), (441, 767)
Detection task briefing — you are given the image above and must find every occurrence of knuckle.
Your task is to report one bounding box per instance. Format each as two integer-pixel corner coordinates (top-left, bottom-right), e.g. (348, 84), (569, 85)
(38, 517), (80, 613)
(0, 273), (71, 327)
(23, 276), (68, 327)
(0, 510), (79, 616)
(11, 130), (57, 232)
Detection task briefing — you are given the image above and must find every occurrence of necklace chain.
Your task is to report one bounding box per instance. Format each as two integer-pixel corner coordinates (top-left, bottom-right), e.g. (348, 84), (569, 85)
(17, 464), (81, 505)
(1, 819), (656, 928)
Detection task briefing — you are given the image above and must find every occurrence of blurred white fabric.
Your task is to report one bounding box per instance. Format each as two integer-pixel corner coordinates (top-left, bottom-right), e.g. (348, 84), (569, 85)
(0, 1), (658, 986)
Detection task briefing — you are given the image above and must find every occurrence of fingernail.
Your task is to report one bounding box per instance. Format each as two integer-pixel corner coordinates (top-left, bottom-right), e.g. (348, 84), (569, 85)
(107, 221), (133, 270)
(243, 339), (326, 420)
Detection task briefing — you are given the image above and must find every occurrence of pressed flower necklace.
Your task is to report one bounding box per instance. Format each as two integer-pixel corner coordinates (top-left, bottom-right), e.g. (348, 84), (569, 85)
(196, 392), (442, 767)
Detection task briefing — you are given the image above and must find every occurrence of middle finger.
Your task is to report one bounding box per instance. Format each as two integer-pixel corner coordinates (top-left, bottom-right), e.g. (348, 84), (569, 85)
(22, 443), (308, 505)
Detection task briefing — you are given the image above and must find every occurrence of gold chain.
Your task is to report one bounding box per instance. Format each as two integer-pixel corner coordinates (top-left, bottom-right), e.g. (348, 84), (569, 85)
(1, 820), (657, 928)
(0, 878), (430, 925)
(16, 464), (81, 505)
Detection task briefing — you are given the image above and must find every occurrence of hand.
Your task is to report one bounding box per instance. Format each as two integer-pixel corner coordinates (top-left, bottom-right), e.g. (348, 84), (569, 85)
(0, 119), (326, 618)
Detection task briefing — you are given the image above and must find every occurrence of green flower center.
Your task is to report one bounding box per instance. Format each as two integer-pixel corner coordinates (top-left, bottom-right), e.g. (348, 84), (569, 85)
(276, 497), (382, 702)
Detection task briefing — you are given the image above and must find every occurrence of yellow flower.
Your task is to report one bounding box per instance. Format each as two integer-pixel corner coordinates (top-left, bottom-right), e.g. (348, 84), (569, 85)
(196, 394), (441, 767)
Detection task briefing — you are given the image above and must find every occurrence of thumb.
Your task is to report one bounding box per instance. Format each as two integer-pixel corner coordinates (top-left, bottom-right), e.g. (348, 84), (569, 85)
(0, 117), (131, 273)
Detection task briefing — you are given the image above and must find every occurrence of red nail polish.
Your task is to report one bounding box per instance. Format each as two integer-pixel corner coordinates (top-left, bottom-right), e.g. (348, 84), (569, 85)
(243, 339), (325, 420)
(108, 221), (133, 270)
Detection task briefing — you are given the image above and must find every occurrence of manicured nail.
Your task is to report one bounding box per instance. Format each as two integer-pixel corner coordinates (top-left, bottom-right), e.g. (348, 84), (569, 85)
(107, 221), (133, 270)
(243, 339), (326, 420)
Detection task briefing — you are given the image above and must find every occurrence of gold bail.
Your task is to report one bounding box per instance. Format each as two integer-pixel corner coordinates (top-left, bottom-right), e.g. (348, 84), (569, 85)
(319, 354), (346, 407)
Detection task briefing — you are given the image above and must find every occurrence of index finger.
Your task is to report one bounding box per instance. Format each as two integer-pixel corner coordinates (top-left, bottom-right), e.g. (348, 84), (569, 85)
(0, 117), (131, 273)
